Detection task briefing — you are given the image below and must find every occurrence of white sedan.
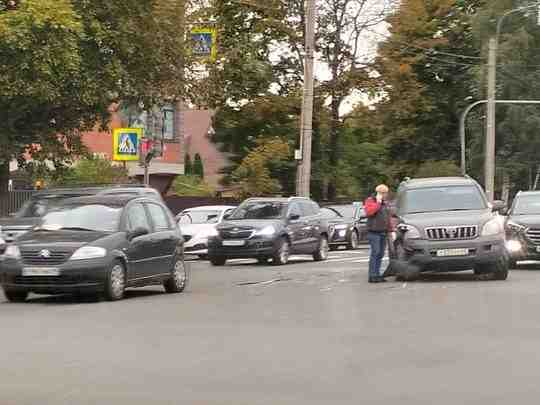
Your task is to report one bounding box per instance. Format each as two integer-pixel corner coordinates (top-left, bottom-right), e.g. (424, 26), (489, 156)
(177, 205), (236, 258)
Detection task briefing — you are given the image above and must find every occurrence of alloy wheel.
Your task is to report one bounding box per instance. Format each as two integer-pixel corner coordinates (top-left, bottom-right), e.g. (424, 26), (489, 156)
(110, 264), (126, 299)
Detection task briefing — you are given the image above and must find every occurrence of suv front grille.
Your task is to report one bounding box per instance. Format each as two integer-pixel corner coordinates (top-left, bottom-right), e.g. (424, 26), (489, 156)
(526, 228), (540, 244)
(21, 250), (70, 266)
(220, 228), (254, 240)
(426, 226), (478, 241)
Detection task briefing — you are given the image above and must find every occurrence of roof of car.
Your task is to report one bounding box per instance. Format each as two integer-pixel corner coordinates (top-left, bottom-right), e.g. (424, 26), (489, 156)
(33, 184), (151, 198)
(517, 190), (540, 195)
(183, 205), (236, 211)
(245, 197), (312, 203)
(57, 194), (149, 207)
(400, 177), (477, 189)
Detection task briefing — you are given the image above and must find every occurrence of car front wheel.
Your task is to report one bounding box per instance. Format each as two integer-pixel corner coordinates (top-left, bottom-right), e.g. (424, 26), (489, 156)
(272, 238), (290, 266)
(164, 257), (188, 293)
(313, 236), (329, 261)
(347, 231), (359, 250)
(104, 260), (126, 301)
(210, 256), (227, 266)
(3, 288), (29, 303)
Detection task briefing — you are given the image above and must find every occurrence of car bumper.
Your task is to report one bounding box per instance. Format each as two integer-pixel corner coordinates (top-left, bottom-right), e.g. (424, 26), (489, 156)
(208, 237), (278, 258)
(0, 257), (110, 294)
(184, 237), (209, 255)
(402, 235), (506, 272)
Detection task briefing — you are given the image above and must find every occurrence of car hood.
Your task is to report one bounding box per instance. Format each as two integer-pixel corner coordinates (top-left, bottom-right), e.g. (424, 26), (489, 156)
(507, 215), (540, 229)
(0, 217), (40, 230)
(218, 219), (283, 230)
(179, 223), (216, 236)
(401, 209), (494, 228)
(16, 230), (110, 253)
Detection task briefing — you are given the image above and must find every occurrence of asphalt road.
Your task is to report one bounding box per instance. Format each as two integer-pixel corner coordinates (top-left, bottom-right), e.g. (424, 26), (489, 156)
(2, 247), (540, 404)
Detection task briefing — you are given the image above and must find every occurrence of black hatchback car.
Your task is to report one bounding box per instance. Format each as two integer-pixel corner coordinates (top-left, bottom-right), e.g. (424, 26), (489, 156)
(0, 195), (187, 302)
(505, 191), (540, 267)
(207, 197), (329, 266)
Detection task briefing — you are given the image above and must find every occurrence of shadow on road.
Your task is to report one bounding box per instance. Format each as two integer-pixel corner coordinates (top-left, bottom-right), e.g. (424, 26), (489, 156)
(9, 288), (166, 306)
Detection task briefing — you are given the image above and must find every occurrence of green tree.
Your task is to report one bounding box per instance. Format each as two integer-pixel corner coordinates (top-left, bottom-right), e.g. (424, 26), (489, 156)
(59, 157), (129, 186)
(184, 153), (193, 175)
(193, 153), (204, 178)
(415, 160), (462, 178)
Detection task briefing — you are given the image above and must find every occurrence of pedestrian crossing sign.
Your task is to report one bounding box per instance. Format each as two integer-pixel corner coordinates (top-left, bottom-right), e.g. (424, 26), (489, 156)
(113, 128), (142, 161)
(191, 27), (217, 61)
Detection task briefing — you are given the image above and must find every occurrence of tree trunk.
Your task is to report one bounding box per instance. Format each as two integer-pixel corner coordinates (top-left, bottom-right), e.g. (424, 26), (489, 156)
(327, 95), (340, 200)
(0, 161), (9, 193)
(501, 170), (510, 206)
(534, 166), (540, 190)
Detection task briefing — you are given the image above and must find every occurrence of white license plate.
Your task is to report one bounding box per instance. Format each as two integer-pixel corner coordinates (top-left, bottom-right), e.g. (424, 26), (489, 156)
(222, 240), (245, 247)
(22, 267), (60, 276)
(436, 248), (469, 257)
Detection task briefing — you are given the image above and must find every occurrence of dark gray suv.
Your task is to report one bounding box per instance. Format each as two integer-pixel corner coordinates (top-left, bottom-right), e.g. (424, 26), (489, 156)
(389, 177), (508, 280)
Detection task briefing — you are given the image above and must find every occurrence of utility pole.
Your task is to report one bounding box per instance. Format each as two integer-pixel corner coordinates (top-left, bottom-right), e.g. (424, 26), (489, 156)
(485, 37), (497, 202)
(296, 0), (316, 197)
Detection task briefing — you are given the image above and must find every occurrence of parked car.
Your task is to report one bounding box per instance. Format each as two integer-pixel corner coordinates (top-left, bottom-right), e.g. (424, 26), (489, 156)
(0, 185), (161, 247)
(207, 197), (330, 266)
(505, 190), (540, 267)
(177, 205), (236, 258)
(388, 176), (508, 281)
(321, 203), (368, 250)
(0, 195), (187, 302)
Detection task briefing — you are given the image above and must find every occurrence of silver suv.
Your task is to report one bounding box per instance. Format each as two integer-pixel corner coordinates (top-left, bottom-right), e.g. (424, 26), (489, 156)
(388, 177), (508, 280)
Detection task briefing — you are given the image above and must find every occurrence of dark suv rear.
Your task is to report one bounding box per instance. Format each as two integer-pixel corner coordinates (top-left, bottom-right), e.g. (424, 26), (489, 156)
(207, 197), (329, 266)
(389, 177), (508, 280)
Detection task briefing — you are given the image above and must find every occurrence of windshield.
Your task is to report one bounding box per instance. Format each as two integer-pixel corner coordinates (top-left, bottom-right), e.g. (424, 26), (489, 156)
(328, 205), (353, 218)
(17, 197), (67, 218)
(228, 201), (286, 220)
(321, 208), (342, 219)
(402, 186), (487, 214)
(40, 204), (122, 232)
(513, 195), (540, 215)
(178, 210), (221, 224)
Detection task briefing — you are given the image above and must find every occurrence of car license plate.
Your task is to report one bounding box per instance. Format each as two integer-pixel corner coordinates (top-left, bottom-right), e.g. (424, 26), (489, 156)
(222, 240), (245, 247)
(22, 267), (60, 276)
(436, 248), (469, 257)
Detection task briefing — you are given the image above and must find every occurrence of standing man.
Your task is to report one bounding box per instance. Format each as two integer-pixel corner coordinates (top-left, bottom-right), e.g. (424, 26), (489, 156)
(364, 184), (392, 283)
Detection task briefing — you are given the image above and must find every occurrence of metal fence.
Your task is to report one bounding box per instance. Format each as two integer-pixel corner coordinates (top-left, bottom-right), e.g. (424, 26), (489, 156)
(0, 191), (35, 217)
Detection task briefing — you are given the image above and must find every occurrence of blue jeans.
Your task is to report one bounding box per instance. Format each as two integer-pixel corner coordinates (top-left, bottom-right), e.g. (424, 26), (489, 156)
(368, 232), (387, 279)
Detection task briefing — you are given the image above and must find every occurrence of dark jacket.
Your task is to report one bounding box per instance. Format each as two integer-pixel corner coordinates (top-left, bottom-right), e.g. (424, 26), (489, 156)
(364, 196), (391, 233)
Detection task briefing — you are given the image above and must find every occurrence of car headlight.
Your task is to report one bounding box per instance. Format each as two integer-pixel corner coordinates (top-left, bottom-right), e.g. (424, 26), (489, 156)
(506, 239), (522, 253)
(482, 218), (504, 236)
(4, 245), (20, 260)
(506, 220), (527, 233)
(334, 224), (348, 230)
(253, 225), (276, 237)
(70, 246), (107, 261)
(397, 224), (421, 239)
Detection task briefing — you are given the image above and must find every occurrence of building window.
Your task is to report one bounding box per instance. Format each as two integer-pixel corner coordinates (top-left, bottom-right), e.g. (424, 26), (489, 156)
(162, 107), (174, 140)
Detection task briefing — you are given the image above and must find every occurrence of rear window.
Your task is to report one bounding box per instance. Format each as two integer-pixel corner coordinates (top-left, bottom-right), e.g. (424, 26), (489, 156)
(513, 195), (540, 215)
(400, 186), (487, 214)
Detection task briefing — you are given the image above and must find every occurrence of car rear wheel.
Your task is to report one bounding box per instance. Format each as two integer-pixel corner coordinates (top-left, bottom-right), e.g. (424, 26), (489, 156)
(272, 238), (290, 266)
(104, 260), (126, 301)
(347, 231), (359, 250)
(3, 288), (28, 303)
(210, 256), (227, 266)
(164, 258), (188, 293)
(474, 257), (509, 280)
(313, 236), (329, 261)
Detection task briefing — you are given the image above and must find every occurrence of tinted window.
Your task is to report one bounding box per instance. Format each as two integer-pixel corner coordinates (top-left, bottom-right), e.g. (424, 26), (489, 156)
(300, 201), (315, 216)
(513, 195), (540, 215)
(229, 201), (286, 220)
(127, 203), (151, 231)
(17, 196), (73, 218)
(40, 204), (122, 232)
(401, 186), (487, 214)
(147, 204), (171, 231)
(288, 203), (302, 218)
(320, 208), (341, 219)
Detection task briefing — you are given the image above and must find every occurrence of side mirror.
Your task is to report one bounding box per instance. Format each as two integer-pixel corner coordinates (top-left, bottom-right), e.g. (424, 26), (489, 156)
(128, 227), (149, 240)
(492, 200), (506, 213)
(288, 213), (301, 221)
(223, 213), (231, 220)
